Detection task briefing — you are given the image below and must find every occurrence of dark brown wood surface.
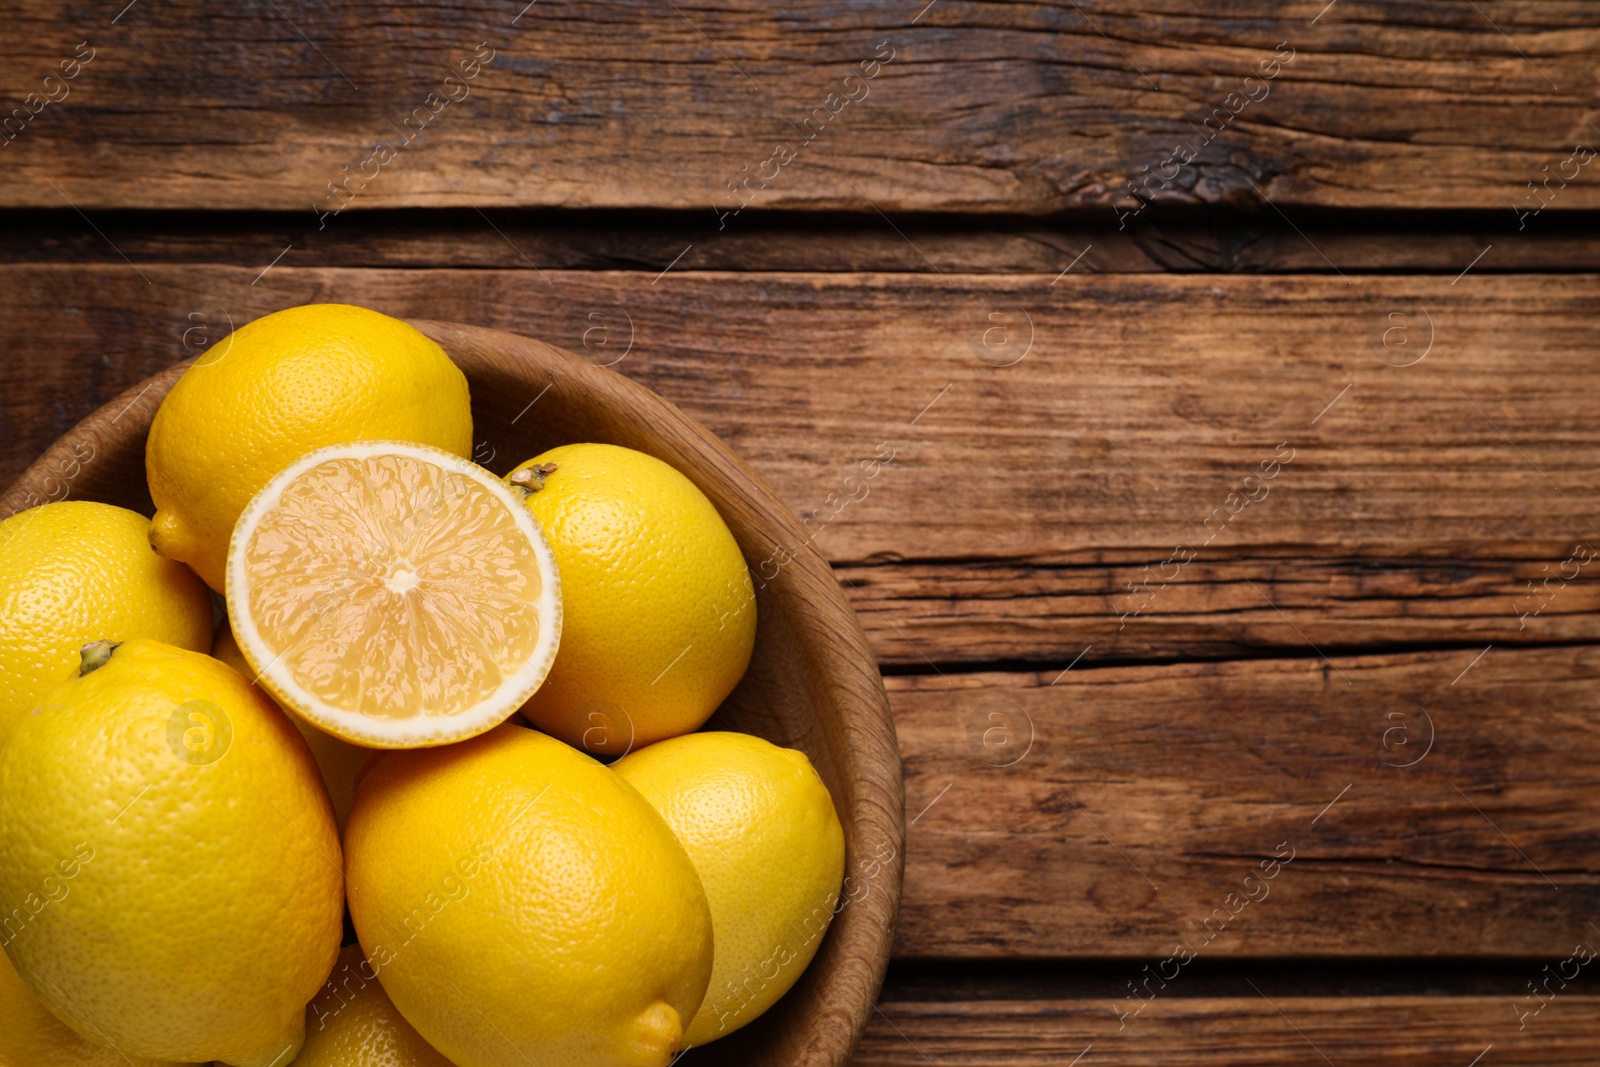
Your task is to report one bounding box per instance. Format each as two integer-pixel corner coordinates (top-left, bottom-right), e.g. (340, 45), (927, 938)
(5, 0), (1599, 1061)
(7, 267), (1599, 642)
(3, 2), (1599, 213)
(6, 266), (1598, 566)
(10, 211), (1600, 275)
(3, 2), (1600, 214)
(891, 651), (1599, 958)
(856, 994), (1600, 1065)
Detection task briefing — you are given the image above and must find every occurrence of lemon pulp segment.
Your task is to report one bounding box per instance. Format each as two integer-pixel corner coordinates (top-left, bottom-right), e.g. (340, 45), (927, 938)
(228, 442), (561, 747)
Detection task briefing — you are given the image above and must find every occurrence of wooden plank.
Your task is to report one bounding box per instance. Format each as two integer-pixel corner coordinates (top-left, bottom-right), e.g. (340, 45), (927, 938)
(853, 995), (1600, 1065)
(3, 266), (1596, 565)
(888, 647), (1600, 958)
(844, 555), (1600, 667)
(7, 211), (1600, 275)
(7, 265), (1600, 663)
(2, 3), (1598, 212)
(873, 958), (1552, 999)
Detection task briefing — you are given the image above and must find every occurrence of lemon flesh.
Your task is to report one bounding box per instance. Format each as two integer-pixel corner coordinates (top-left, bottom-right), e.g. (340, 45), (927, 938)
(508, 444), (754, 756)
(614, 731), (846, 1046)
(147, 303), (473, 591)
(290, 945), (455, 1066)
(344, 723), (713, 1067)
(0, 501), (212, 738)
(227, 442), (561, 749)
(0, 639), (344, 1067)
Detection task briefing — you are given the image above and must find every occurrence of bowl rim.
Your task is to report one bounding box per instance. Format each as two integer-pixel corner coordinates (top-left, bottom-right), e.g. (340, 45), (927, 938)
(0, 317), (906, 1067)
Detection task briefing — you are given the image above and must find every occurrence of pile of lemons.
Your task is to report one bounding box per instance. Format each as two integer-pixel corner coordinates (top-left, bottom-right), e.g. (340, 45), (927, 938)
(0, 305), (845, 1067)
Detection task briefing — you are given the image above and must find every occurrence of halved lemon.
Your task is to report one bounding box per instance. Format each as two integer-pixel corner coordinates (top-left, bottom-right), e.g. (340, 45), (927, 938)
(226, 441), (561, 748)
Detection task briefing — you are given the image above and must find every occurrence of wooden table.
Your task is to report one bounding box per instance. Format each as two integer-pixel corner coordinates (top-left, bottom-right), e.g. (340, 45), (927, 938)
(4, 2), (1599, 1062)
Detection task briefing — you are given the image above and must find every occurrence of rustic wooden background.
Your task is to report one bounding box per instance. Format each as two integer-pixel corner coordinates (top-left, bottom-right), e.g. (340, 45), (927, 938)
(4, 1), (1599, 1062)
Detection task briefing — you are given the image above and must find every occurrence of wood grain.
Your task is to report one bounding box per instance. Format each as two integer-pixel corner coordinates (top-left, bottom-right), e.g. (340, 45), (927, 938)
(886, 646), (1600, 959)
(844, 555), (1600, 667)
(7, 210), (1600, 275)
(1, 2), (1598, 212)
(0, 324), (905, 1067)
(10, 262), (1600, 666)
(4, 267), (1597, 634)
(853, 995), (1600, 1065)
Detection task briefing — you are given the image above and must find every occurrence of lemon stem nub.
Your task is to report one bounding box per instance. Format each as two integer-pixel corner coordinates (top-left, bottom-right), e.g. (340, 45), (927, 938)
(79, 640), (122, 675)
(510, 463), (559, 495)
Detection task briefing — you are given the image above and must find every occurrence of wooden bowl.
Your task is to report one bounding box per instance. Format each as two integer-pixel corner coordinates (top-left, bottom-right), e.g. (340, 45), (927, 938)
(0, 320), (904, 1067)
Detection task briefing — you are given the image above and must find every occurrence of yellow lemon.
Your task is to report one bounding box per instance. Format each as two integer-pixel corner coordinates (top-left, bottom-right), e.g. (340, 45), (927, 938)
(613, 731), (845, 1046)
(213, 623), (374, 830)
(0, 948), (200, 1067)
(147, 303), (473, 591)
(228, 442), (561, 749)
(0, 639), (344, 1067)
(344, 723), (713, 1067)
(291, 945), (454, 1067)
(0, 501), (213, 738)
(506, 445), (754, 756)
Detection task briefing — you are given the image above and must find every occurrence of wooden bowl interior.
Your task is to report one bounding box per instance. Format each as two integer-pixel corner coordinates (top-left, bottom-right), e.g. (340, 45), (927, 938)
(0, 320), (904, 1067)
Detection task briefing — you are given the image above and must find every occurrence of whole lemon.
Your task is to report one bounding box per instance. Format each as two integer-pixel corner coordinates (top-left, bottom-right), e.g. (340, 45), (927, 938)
(344, 723), (713, 1067)
(0, 639), (344, 1067)
(506, 444), (755, 755)
(0, 949), (200, 1067)
(614, 732), (845, 1046)
(146, 303), (473, 590)
(291, 945), (454, 1067)
(0, 501), (213, 738)
(213, 623), (374, 830)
